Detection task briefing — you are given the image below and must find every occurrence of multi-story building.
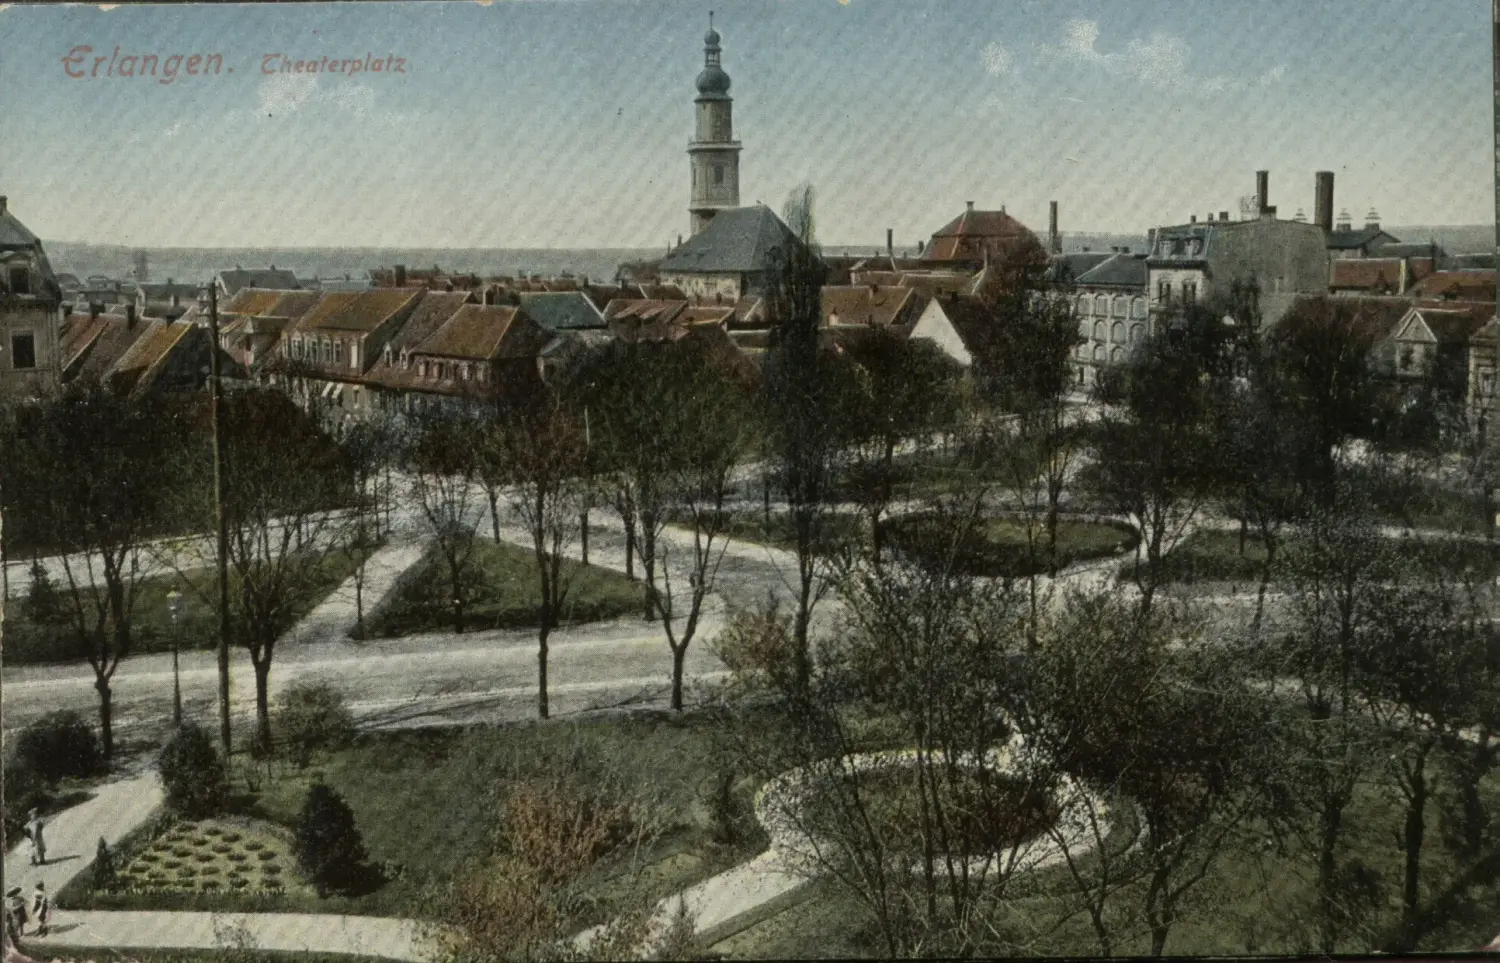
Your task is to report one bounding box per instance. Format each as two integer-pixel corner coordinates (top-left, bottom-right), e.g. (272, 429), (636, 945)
(0, 196), (63, 400)
(1069, 251), (1149, 385)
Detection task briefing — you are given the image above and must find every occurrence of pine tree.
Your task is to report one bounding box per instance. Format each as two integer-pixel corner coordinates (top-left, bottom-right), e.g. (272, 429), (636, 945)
(92, 837), (116, 891)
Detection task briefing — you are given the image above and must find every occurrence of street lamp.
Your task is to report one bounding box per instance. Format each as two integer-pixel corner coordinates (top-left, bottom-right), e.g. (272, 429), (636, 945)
(166, 588), (184, 726)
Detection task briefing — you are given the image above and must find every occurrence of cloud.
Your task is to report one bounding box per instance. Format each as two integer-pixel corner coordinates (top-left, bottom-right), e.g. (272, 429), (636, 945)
(1258, 64), (1287, 86)
(1037, 18), (1249, 94)
(983, 42), (1014, 76)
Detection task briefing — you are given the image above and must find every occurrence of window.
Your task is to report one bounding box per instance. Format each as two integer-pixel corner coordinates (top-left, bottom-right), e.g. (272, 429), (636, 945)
(1110, 346), (1124, 364)
(1076, 365), (1086, 385)
(8, 265), (29, 295)
(713, 165), (724, 185)
(1182, 281), (1198, 303)
(1092, 344), (1106, 362)
(1483, 371), (1496, 397)
(1112, 296), (1126, 318)
(1129, 323), (1144, 344)
(9, 331), (35, 369)
(1157, 280), (1171, 302)
(349, 342), (358, 369)
(1093, 321), (1106, 342)
(1171, 239), (1185, 256)
(1111, 321), (1125, 343)
(1131, 297), (1147, 319)
(1094, 294), (1108, 316)
(1077, 296), (1091, 316)
(692, 166), (697, 186)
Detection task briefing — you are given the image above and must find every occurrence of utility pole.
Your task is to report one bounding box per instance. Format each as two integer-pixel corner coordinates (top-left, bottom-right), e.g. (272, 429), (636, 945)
(209, 284), (233, 756)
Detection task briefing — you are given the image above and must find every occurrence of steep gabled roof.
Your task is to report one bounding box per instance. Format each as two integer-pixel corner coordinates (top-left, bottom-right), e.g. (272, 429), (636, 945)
(659, 205), (803, 275)
(217, 268), (301, 296)
(1075, 253), (1148, 288)
(293, 288), (424, 335)
(821, 285), (921, 329)
(413, 305), (550, 361)
(1046, 252), (1114, 284)
(107, 321), (195, 394)
(518, 291), (606, 331)
(385, 290), (473, 355)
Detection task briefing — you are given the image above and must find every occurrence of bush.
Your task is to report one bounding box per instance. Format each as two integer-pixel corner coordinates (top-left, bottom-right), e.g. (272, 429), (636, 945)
(275, 681), (356, 767)
(16, 710), (101, 782)
(3, 761), (50, 842)
(157, 724), (229, 818)
(296, 783), (370, 896)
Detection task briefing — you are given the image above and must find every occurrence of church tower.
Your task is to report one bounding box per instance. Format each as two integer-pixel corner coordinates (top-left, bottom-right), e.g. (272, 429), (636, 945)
(689, 12), (741, 236)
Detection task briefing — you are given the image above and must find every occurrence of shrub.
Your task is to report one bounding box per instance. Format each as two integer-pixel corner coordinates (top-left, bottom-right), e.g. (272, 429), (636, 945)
(503, 776), (637, 884)
(296, 784), (370, 896)
(24, 560), (69, 629)
(16, 710), (101, 782)
(156, 724), (229, 818)
(3, 761), (49, 841)
(92, 837), (117, 890)
(276, 681), (356, 767)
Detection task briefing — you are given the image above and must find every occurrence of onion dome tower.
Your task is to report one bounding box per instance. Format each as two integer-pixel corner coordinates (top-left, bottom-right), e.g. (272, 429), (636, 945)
(689, 12), (742, 236)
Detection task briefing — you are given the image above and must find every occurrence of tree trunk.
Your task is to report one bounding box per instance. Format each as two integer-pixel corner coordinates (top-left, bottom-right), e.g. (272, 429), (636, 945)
(1460, 740), (1491, 859)
(763, 471), (772, 526)
(1318, 804), (1343, 954)
(1399, 758), (1429, 951)
(537, 620), (551, 720)
(670, 644), (686, 711)
(580, 510), (590, 565)
(253, 656), (273, 753)
(1238, 516), (1248, 556)
(94, 676), (114, 763)
(354, 569), (365, 640)
(488, 491), (501, 543)
(624, 513), (636, 579)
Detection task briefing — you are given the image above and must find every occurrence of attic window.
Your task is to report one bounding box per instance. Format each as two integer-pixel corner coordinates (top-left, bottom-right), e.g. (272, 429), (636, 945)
(8, 264), (29, 295)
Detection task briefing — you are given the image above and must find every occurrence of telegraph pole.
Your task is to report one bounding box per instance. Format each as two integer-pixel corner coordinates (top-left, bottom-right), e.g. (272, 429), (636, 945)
(209, 284), (233, 755)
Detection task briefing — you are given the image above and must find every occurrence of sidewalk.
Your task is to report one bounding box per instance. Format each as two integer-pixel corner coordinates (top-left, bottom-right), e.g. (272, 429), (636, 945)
(279, 536), (433, 645)
(3, 774), (163, 898)
(25, 910), (428, 961)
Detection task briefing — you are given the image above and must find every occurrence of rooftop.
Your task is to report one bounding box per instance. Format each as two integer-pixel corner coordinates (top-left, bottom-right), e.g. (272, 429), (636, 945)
(659, 205), (803, 275)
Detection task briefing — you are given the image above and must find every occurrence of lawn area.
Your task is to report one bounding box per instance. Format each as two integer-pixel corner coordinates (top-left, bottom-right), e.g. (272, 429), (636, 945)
(367, 537), (644, 637)
(3, 547), (375, 666)
(882, 514), (1136, 578)
(665, 509), (869, 556)
(61, 711), (768, 925)
(1346, 464), (1490, 534)
(1139, 528), (1500, 586)
(714, 761), (1500, 958)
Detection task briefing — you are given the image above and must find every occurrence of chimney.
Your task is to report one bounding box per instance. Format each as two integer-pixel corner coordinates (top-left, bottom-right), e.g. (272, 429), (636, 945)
(0, 196), (7, 217)
(1314, 171), (1335, 232)
(966, 200), (974, 213)
(126, 303), (137, 328)
(394, 264), (407, 287)
(90, 302), (101, 321)
(1365, 208), (1381, 232)
(1048, 201), (1060, 254)
(886, 228), (894, 260)
(1190, 215), (1197, 224)
(1256, 170), (1270, 212)
(1220, 211), (1229, 222)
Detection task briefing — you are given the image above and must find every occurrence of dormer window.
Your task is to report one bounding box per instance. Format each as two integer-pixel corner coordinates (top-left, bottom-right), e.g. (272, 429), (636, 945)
(8, 264), (30, 295)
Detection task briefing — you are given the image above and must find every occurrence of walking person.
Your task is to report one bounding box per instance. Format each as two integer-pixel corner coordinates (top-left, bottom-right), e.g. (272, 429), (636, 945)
(24, 810), (45, 866)
(28, 884), (49, 939)
(6, 886), (28, 941)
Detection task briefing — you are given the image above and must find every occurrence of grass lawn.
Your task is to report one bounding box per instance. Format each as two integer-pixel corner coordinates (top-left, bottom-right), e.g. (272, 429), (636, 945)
(4, 547), (376, 666)
(1346, 464), (1490, 534)
(63, 710), (769, 924)
(882, 514), (1136, 578)
(1140, 528), (1500, 586)
(665, 509), (869, 557)
(367, 537), (644, 637)
(716, 761), (1500, 958)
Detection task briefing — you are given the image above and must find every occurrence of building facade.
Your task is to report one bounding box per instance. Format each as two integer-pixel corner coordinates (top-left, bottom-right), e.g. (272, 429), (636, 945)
(0, 197), (63, 399)
(688, 16), (741, 236)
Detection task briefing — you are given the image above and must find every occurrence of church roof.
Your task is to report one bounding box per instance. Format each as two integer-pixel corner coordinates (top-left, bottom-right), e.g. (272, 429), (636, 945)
(659, 205), (803, 275)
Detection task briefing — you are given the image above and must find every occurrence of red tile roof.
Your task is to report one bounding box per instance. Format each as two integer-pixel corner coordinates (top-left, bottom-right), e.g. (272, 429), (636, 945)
(821, 285), (922, 329)
(413, 304), (549, 361)
(1330, 258), (1404, 293)
(1406, 270), (1496, 302)
(293, 288), (424, 335)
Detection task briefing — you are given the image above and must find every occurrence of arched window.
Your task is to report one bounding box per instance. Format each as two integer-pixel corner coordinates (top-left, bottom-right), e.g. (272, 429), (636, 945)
(1092, 344), (1106, 362)
(1092, 320), (1106, 342)
(1131, 297), (1147, 319)
(1111, 321), (1125, 343)
(1078, 317), (1090, 337)
(1110, 346), (1124, 363)
(1077, 296), (1091, 316)
(713, 165), (724, 185)
(1112, 296), (1126, 318)
(1094, 294), (1108, 316)
(1129, 323), (1144, 344)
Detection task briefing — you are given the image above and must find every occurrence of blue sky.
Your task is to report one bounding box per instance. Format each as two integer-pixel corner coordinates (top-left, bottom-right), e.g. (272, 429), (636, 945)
(1, 0), (1491, 248)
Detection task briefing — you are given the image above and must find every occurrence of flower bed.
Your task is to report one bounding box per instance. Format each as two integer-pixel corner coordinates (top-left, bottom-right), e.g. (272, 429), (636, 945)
(109, 817), (306, 898)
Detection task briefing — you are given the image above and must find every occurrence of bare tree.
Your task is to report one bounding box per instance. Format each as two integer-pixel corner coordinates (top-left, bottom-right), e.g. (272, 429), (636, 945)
(403, 407), (487, 634)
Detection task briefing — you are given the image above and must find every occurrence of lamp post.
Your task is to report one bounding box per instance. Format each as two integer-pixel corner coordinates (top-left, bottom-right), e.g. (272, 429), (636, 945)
(167, 588), (184, 726)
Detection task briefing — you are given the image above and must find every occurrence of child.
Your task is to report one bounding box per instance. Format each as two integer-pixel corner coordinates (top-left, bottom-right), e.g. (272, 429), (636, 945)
(28, 883), (49, 938)
(5, 886), (27, 940)
(25, 809), (46, 866)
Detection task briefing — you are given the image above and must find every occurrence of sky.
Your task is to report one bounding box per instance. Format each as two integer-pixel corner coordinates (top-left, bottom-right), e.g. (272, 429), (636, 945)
(0, 0), (1493, 249)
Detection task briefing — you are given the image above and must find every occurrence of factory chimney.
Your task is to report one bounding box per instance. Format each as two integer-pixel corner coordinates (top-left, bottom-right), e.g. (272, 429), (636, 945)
(1314, 171), (1335, 232)
(1256, 170), (1277, 219)
(886, 228), (894, 261)
(1048, 201), (1061, 254)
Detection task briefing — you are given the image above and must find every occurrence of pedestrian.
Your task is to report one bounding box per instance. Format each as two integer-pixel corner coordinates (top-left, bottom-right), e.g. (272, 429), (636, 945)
(28, 883), (48, 938)
(25, 810), (45, 866)
(5, 886), (27, 940)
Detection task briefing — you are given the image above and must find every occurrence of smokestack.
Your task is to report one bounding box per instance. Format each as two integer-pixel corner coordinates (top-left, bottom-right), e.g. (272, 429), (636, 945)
(0, 197), (8, 217)
(1314, 171), (1335, 232)
(1256, 170), (1270, 212)
(394, 264), (407, 287)
(886, 228), (894, 260)
(1220, 211), (1229, 222)
(1049, 200), (1060, 254)
(966, 200), (974, 213)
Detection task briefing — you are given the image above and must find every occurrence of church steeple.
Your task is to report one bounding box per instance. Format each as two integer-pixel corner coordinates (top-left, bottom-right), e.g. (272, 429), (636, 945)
(689, 11), (742, 235)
